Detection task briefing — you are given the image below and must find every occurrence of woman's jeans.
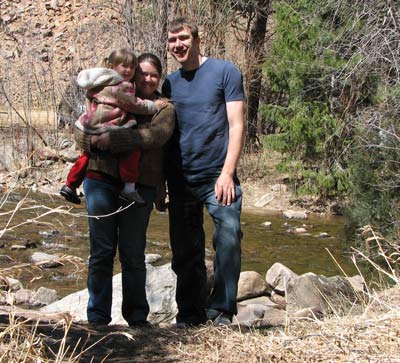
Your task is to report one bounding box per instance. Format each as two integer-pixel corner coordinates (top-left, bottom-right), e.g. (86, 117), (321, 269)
(167, 171), (242, 324)
(84, 178), (156, 325)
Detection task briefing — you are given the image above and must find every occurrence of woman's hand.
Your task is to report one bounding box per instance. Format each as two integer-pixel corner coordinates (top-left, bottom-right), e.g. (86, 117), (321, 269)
(91, 133), (111, 151)
(154, 98), (168, 110)
(155, 182), (168, 212)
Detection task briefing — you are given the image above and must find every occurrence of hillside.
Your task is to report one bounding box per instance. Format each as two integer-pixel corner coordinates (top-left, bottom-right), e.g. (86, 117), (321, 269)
(0, 0), (160, 117)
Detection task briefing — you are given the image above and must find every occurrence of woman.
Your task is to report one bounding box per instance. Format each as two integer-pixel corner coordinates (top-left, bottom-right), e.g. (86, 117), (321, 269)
(74, 53), (175, 327)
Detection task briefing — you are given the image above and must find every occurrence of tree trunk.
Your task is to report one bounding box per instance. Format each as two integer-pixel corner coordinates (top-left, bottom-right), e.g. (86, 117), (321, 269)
(152, 0), (168, 77)
(245, 0), (270, 150)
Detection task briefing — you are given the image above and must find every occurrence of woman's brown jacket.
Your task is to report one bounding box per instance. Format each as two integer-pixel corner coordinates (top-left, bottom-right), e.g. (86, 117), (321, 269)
(74, 102), (175, 187)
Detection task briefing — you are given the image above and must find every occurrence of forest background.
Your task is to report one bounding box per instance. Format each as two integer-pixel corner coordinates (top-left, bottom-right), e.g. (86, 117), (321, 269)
(0, 0), (399, 280)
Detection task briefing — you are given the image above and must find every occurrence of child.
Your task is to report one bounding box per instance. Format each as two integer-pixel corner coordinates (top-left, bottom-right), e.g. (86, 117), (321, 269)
(60, 48), (158, 205)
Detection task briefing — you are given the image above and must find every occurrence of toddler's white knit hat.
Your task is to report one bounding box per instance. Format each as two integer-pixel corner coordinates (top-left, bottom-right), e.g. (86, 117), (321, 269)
(76, 68), (123, 89)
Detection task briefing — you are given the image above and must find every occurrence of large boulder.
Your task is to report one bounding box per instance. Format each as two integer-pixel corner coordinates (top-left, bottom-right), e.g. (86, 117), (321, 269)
(238, 296), (281, 309)
(286, 272), (360, 316)
(282, 210), (308, 219)
(235, 303), (267, 326)
(41, 263), (178, 325)
(237, 271), (268, 301)
(266, 262), (298, 294)
(29, 287), (58, 307)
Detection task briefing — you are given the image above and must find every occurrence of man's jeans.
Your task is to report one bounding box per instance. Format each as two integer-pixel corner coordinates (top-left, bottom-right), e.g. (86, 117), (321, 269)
(84, 178), (156, 325)
(168, 172), (242, 323)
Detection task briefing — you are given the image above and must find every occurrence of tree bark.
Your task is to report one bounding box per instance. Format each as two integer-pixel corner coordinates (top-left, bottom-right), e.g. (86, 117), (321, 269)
(152, 0), (168, 77)
(245, 0), (270, 149)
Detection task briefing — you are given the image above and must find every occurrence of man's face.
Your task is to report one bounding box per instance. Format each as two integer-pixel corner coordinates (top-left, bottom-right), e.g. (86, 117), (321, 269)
(167, 26), (200, 68)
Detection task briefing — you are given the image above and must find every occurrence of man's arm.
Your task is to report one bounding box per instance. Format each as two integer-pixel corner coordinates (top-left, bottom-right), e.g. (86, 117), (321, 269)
(214, 100), (245, 206)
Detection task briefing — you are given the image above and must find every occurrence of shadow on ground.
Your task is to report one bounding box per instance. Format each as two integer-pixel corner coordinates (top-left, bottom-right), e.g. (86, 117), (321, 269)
(0, 315), (187, 363)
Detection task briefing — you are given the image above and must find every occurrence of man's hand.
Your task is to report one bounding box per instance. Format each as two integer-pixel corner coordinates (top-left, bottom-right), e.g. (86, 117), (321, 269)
(214, 172), (236, 206)
(91, 133), (111, 151)
(215, 100), (244, 206)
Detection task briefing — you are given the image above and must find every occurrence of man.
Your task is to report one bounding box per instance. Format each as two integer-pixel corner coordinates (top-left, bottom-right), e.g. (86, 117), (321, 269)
(162, 17), (245, 326)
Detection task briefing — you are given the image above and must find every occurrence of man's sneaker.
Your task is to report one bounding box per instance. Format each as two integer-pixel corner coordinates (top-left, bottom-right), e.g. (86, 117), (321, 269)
(119, 190), (146, 206)
(207, 309), (232, 327)
(60, 185), (81, 204)
(213, 313), (232, 327)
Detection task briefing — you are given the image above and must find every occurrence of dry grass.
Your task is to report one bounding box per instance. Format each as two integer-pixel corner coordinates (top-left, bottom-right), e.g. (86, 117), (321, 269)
(168, 294), (400, 363)
(0, 294), (399, 363)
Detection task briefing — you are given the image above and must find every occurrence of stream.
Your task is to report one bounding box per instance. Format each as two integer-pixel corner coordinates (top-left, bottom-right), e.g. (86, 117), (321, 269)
(0, 190), (357, 298)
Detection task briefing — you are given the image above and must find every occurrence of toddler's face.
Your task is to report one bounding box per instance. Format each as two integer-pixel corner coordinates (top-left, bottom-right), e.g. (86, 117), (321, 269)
(113, 62), (136, 81)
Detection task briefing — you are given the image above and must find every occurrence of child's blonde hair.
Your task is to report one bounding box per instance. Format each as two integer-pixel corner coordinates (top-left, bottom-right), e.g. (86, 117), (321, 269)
(101, 48), (138, 69)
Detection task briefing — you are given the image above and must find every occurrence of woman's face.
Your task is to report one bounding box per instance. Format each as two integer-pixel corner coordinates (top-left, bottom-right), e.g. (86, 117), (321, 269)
(134, 61), (161, 99)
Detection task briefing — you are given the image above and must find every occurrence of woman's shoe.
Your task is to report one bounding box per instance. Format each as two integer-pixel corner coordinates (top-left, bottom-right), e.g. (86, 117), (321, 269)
(60, 185), (81, 204)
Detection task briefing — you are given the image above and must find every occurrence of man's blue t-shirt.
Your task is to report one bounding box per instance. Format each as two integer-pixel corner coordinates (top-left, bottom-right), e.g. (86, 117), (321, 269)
(162, 58), (245, 174)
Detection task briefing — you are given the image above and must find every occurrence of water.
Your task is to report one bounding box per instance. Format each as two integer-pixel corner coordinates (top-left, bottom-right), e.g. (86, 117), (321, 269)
(0, 191), (356, 297)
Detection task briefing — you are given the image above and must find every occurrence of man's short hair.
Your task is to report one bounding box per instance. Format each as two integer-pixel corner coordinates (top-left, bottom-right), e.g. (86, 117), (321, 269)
(168, 17), (199, 39)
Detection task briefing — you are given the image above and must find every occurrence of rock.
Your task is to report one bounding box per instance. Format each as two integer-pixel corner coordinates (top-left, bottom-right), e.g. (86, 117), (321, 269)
(39, 261), (63, 269)
(283, 210), (308, 220)
(1, 49), (15, 59)
(39, 230), (60, 237)
(41, 263), (178, 325)
(31, 252), (62, 268)
(239, 296), (281, 309)
(145, 264), (178, 324)
(286, 273), (360, 316)
(0, 294), (7, 305)
(145, 253), (162, 264)
(236, 303), (267, 326)
(270, 290), (286, 308)
(271, 184), (288, 193)
(59, 139), (74, 149)
(205, 259), (214, 295)
(290, 307), (323, 320)
(237, 271), (268, 301)
(31, 252), (58, 263)
(14, 288), (34, 305)
(0, 277), (23, 292)
(42, 242), (69, 249)
(345, 275), (366, 293)
(266, 262), (298, 294)
(29, 287), (58, 307)
(288, 227), (307, 234)
(259, 306), (287, 327)
(254, 193), (274, 207)
(10, 245), (26, 250)
(0, 255), (13, 263)
(59, 148), (80, 163)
